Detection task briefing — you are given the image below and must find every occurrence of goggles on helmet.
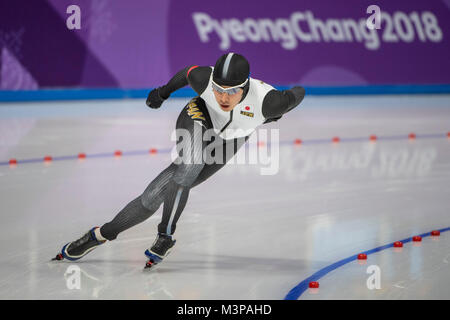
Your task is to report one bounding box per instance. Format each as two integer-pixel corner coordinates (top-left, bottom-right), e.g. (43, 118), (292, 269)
(211, 78), (248, 95)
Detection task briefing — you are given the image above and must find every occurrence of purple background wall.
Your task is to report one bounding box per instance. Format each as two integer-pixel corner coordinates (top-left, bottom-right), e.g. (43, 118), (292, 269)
(1, 0), (449, 92)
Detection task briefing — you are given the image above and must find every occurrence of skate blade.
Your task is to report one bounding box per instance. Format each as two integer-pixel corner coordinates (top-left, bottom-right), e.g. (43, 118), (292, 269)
(143, 260), (159, 271)
(51, 253), (64, 261)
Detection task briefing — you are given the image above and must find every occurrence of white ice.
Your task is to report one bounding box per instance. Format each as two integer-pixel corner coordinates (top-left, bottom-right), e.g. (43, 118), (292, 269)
(0, 95), (449, 299)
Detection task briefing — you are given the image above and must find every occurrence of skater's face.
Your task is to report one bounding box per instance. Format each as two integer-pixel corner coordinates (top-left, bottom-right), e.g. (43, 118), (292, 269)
(213, 86), (244, 112)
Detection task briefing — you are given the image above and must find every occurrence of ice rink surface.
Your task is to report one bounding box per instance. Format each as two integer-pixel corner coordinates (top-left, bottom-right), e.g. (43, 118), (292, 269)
(0, 95), (449, 299)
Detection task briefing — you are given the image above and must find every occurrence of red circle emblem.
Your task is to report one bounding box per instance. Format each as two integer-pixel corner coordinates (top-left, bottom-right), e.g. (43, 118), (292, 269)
(245, 106), (250, 111)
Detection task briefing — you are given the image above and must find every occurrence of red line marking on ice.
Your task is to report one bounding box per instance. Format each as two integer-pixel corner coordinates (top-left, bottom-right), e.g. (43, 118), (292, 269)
(1, 132), (448, 167)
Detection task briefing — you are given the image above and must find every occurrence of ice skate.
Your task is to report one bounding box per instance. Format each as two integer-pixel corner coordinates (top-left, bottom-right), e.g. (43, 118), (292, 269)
(52, 227), (106, 261)
(144, 233), (176, 270)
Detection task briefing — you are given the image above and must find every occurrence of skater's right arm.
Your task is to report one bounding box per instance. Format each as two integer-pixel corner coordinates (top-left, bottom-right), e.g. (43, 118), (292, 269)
(146, 66), (212, 109)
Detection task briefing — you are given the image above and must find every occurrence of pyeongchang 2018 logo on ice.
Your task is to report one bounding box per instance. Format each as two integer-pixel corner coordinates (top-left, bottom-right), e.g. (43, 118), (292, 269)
(192, 10), (443, 51)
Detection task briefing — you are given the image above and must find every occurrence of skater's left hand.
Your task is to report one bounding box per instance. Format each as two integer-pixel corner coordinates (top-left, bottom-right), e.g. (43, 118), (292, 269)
(146, 88), (166, 109)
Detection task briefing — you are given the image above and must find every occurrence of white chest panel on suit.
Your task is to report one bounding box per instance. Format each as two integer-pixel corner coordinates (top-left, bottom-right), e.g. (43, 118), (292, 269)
(199, 68), (275, 140)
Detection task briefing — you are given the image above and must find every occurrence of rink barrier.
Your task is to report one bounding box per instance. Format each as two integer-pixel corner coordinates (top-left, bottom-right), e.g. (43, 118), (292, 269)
(1, 84), (450, 102)
(284, 226), (450, 300)
(2, 132), (449, 167)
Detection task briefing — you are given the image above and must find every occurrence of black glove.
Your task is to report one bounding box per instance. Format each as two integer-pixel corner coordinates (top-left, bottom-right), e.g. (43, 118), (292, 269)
(146, 87), (167, 109)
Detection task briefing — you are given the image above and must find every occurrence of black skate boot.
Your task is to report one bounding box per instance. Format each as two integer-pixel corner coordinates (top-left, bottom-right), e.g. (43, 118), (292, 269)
(144, 233), (176, 269)
(52, 227), (106, 261)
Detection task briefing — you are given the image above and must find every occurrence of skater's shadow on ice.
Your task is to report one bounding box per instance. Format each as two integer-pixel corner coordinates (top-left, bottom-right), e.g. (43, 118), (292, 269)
(48, 255), (328, 275)
(148, 254), (318, 274)
(68, 259), (144, 264)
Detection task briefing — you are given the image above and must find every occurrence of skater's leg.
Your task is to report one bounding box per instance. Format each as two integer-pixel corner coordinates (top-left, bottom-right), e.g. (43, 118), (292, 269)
(55, 98), (211, 261)
(99, 163), (177, 240)
(55, 161), (178, 260)
(100, 97), (209, 242)
(157, 181), (190, 235)
(191, 135), (249, 188)
(54, 151), (179, 260)
(145, 135), (249, 267)
(144, 98), (212, 267)
(155, 98), (208, 236)
(157, 135), (249, 235)
(99, 196), (152, 241)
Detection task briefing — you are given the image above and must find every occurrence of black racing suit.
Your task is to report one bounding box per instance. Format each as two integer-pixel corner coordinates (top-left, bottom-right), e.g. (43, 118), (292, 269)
(100, 66), (305, 240)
